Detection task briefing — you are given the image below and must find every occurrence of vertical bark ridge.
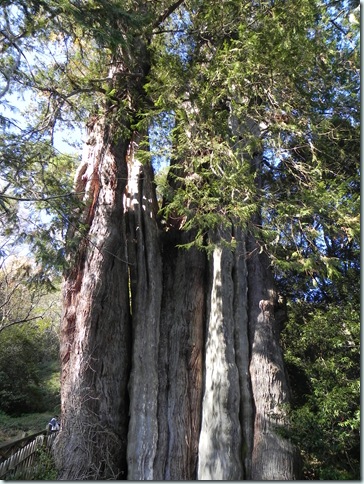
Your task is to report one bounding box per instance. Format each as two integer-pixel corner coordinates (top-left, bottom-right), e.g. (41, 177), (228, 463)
(232, 226), (255, 479)
(247, 235), (298, 480)
(125, 141), (163, 480)
(197, 230), (243, 480)
(230, 104), (298, 479)
(57, 122), (299, 480)
(155, 233), (205, 480)
(57, 118), (131, 480)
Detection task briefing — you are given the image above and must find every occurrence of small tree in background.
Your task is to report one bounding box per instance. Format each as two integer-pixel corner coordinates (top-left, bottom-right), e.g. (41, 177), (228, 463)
(0, 255), (61, 415)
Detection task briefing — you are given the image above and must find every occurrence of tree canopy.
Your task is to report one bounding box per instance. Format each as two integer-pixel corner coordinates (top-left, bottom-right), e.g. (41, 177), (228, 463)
(0, 0), (360, 479)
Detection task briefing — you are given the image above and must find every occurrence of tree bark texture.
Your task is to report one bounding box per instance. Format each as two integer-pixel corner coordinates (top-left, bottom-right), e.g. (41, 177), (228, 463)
(56, 65), (299, 483)
(56, 118), (299, 478)
(247, 235), (299, 480)
(56, 117), (131, 479)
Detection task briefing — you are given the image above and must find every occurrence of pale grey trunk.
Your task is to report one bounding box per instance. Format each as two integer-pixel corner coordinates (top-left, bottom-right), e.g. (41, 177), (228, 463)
(247, 235), (298, 480)
(197, 230), (244, 480)
(196, 228), (298, 481)
(57, 106), (299, 482)
(124, 139), (163, 480)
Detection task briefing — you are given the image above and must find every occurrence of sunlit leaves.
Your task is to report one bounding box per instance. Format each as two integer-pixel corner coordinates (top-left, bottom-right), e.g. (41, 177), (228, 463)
(148, 5), (359, 478)
(282, 300), (360, 479)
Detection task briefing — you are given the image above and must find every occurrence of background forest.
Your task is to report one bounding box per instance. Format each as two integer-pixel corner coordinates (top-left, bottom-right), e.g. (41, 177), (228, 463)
(0, 0), (360, 480)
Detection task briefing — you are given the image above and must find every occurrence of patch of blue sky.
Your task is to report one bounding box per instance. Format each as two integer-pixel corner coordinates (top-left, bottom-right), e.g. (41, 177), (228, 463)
(0, 88), (83, 155)
(149, 111), (175, 172)
(165, 8), (193, 65)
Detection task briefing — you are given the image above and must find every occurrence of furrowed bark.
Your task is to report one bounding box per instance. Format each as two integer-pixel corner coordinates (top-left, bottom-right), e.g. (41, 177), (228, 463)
(124, 140), (163, 480)
(57, 148), (299, 479)
(232, 225), (254, 479)
(197, 229), (244, 480)
(56, 46), (300, 483)
(56, 118), (131, 480)
(247, 235), (299, 480)
(154, 232), (205, 480)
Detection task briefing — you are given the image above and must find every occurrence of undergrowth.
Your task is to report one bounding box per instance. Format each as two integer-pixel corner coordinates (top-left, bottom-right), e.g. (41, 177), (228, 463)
(0, 411), (59, 442)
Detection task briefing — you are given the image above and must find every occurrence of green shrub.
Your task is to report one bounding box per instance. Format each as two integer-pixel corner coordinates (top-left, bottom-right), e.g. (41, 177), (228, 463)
(0, 411), (54, 442)
(31, 446), (58, 480)
(6, 446), (58, 481)
(0, 325), (60, 415)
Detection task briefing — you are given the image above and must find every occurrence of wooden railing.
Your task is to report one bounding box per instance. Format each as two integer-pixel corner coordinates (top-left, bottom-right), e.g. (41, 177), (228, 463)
(0, 430), (58, 480)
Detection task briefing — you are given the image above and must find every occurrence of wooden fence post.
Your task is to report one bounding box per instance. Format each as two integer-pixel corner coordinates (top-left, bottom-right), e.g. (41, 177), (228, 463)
(0, 430), (59, 479)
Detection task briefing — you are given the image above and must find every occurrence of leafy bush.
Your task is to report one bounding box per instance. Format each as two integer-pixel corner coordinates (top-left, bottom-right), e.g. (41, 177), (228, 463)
(31, 446), (59, 480)
(282, 300), (360, 479)
(0, 411), (57, 441)
(6, 446), (58, 480)
(0, 325), (60, 415)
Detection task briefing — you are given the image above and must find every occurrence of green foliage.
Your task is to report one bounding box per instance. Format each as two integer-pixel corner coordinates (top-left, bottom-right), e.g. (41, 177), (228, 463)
(0, 255), (61, 333)
(149, 2), (360, 478)
(0, 133), (81, 270)
(0, 327), (42, 413)
(5, 445), (58, 480)
(0, 260), (61, 416)
(0, 1), (103, 271)
(281, 298), (360, 479)
(30, 446), (58, 480)
(0, 411), (56, 441)
(0, 324), (60, 415)
(147, 0), (359, 259)
(0, 0), (360, 480)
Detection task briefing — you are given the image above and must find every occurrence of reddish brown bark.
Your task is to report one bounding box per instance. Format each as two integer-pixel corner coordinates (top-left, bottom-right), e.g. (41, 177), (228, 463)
(55, 39), (299, 483)
(56, 127), (299, 478)
(56, 118), (131, 480)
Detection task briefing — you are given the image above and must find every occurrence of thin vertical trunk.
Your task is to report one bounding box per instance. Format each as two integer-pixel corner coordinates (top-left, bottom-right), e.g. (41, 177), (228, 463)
(232, 225), (255, 478)
(247, 235), (299, 480)
(124, 137), (163, 480)
(197, 229), (244, 480)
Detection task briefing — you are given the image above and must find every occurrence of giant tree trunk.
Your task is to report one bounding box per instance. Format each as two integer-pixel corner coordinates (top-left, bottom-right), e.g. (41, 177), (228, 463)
(56, 117), (300, 478)
(56, 117), (131, 479)
(55, 59), (299, 484)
